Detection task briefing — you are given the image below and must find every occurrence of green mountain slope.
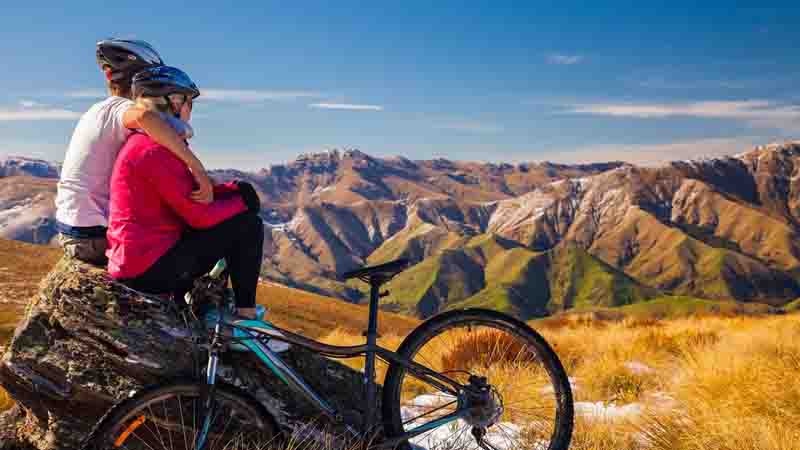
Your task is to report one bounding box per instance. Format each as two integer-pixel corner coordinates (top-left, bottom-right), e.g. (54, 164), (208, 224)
(374, 233), (656, 319)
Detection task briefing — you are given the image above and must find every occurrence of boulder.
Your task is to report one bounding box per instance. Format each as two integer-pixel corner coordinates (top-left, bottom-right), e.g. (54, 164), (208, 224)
(0, 258), (371, 449)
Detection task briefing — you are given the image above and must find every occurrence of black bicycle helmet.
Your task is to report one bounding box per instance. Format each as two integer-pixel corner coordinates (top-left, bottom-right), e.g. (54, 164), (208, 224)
(131, 65), (201, 99)
(96, 39), (164, 81)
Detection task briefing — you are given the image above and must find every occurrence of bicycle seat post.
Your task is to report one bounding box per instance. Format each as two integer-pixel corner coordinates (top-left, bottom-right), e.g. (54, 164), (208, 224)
(363, 275), (384, 434)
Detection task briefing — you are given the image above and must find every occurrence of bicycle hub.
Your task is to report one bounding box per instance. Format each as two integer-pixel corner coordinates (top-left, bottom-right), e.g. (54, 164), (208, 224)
(464, 376), (503, 428)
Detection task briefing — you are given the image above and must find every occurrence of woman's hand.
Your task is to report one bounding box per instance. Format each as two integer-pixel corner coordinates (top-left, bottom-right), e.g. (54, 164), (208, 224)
(190, 165), (214, 204)
(235, 181), (261, 213)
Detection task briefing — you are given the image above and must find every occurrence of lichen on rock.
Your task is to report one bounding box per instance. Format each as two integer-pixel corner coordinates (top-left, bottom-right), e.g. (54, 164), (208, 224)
(0, 258), (371, 449)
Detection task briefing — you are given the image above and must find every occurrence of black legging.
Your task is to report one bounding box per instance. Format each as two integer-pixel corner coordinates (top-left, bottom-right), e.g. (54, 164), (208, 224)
(123, 211), (264, 308)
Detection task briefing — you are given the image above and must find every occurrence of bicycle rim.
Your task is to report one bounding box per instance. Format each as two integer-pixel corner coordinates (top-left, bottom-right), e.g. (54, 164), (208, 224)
(384, 310), (573, 450)
(93, 384), (277, 450)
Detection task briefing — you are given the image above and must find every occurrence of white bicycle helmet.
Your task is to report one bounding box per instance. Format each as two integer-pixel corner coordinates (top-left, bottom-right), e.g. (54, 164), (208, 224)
(96, 38), (164, 81)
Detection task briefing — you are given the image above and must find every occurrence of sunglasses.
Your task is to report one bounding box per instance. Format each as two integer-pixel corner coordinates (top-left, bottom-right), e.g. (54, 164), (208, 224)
(167, 93), (193, 112)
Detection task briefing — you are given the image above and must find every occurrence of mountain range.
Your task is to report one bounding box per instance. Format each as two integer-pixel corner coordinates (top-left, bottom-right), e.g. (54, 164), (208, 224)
(2, 143), (799, 319)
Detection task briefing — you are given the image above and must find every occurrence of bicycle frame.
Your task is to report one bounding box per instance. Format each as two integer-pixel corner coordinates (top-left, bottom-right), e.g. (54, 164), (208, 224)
(199, 280), (473, 449)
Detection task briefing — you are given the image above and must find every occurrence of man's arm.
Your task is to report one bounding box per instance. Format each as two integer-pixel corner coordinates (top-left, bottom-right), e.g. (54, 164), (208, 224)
(139, 148), (247, 229)
(122, 107), (214, 203)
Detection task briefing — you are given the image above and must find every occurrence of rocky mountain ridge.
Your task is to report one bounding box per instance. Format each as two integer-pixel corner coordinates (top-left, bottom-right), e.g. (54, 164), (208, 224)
(3, 143), (800, 318)
(0, 157), (60, 179)
(245, 142), (800, 316)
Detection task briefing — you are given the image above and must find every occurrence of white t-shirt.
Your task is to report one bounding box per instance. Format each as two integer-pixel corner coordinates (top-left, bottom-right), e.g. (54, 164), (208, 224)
(56, 96), (135, 228)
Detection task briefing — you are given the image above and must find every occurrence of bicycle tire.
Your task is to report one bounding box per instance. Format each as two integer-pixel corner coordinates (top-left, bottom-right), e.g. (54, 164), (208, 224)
(382, 308), (574, 450)
(86, 382), (279, 450)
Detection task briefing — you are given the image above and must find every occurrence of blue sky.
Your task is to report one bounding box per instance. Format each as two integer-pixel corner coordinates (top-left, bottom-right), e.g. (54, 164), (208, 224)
(0, 1), (798, 169)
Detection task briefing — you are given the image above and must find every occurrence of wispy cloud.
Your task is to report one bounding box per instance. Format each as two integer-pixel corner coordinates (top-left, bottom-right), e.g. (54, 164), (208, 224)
(545, 53), (583, 65)
(18, 100), (43, 108)
(309, 102), (384, 111)
(632, 77), (750, 90)
(63, 88), (323, 102)
(202, 89), (322, 102)
(433, 120), (504, 134)
(0, 108), (81, 121)
(0, 100), (81, 121)
(534, 137), (763, 166)
(64, 89), (106, 99)
(566, 100), (800, 132)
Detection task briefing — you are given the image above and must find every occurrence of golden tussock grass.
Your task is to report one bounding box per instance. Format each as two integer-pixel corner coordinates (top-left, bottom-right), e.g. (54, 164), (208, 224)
(439, 329), (537, 370)
(0, 235), (796, 449)
(541, 313), (800, 450)
(316, 312), (800, 450)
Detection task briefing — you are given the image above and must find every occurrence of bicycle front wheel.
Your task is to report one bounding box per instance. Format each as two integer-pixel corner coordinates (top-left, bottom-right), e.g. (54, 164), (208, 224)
(382, 308), (573, 450)
(87, 382), (278, 450)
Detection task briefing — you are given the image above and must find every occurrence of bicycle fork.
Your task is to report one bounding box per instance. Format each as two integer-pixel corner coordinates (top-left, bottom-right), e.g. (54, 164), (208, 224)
(196, 319), (223, 449)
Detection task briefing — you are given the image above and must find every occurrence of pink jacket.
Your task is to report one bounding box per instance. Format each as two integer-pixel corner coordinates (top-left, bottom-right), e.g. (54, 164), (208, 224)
(107, 133), (247, 279)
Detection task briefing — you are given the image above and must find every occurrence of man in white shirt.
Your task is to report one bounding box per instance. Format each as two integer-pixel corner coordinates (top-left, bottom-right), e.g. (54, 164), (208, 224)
(56, 39), (214, 264)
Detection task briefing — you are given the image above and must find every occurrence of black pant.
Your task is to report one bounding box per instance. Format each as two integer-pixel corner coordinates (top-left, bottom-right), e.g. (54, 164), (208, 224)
(124, 212), (264, 308)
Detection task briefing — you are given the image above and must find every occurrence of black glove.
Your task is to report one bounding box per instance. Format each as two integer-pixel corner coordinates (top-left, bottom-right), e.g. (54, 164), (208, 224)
(235, 181), (261, 213)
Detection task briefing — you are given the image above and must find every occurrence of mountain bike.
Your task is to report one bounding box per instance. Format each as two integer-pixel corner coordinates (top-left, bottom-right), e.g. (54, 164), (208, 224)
(85, 258), (574, 450)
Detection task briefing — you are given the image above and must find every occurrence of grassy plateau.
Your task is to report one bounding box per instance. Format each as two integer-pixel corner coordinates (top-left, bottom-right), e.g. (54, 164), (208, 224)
(0, 239), (797, 449)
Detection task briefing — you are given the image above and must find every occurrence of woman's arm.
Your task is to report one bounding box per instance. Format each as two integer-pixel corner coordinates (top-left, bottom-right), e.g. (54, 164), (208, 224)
(123, 107), (214, 204)
(138, 147), (247, 229)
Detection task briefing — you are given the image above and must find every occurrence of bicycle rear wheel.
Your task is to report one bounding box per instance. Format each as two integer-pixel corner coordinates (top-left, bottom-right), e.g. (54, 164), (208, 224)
(382, 309), (573, 450)
(87, 382), (278, 450)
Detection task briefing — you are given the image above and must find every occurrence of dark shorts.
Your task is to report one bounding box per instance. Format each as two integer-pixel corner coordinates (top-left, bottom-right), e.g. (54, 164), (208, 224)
(58, 234), (108, 266)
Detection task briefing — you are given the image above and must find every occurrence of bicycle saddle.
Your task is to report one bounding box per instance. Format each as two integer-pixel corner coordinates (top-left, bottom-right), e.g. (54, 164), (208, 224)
(342, 258), (410, 281)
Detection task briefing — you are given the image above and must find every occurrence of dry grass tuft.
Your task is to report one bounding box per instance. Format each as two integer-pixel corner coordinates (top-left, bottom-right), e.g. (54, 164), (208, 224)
(439, 329), (536, 370)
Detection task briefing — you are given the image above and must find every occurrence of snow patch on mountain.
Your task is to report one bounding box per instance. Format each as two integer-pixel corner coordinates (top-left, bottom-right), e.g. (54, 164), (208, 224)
(0, 156), (60, 178)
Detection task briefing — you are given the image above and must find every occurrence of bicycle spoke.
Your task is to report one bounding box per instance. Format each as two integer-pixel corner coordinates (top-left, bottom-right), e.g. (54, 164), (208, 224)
(176, 394), (188, 450)
(207, 402), (235, 450)
(478, 438), (502, 450)
(439, 422), (471, 450)
(191, 396), (197, 450)
(403, 399), (459, 425)
(391, 316), (569, 450)
(100, 386), (273, 450)
(160, 399), (175, 450)
(128, 428), (160, 450)
(411, 419), (469, 450)
(146, 404), (168, 449)
(495, 423), (519, 449)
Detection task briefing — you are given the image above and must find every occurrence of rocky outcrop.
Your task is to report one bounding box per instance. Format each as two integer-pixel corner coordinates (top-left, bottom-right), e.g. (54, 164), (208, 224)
(0, 258), (370, 449)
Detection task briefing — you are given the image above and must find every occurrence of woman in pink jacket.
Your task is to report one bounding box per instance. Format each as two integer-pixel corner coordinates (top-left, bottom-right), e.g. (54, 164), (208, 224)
(107, 66), (262, 320)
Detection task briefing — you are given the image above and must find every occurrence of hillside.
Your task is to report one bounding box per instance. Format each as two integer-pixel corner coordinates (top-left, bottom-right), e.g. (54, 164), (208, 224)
(488, 143), (800, 306)
(3, 143), (800, 320)
(242, 142), (800, 317)
(0, 157), (61, 244)
(0, 239), (62, 343)
(212, 152), (618, 301)
(372, 234), (657, 318)
(0, 239), (417, 344)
